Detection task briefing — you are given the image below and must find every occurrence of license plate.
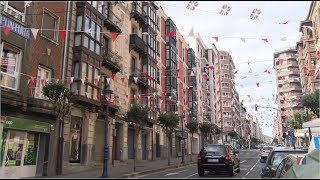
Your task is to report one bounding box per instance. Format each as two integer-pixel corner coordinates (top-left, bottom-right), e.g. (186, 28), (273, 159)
(208, 159), (218, 163)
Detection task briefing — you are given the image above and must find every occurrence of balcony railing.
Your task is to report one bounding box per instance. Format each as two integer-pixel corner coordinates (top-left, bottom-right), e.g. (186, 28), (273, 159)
(130, 2), (147, 26)
(104, 9), (122, 33)
(102, 48), (122, 74)
(129, 68), (148, 88)
(129, 34), (146, 55)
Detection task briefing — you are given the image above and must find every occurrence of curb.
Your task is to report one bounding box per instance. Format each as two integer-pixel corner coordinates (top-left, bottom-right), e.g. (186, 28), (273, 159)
(118, 162), (197, 178)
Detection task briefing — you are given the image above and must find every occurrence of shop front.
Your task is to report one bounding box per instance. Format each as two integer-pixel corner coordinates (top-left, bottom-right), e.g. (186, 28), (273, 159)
(0, 116), (50, 178)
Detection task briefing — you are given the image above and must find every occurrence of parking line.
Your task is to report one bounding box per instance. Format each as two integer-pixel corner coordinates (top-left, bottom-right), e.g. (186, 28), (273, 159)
(240, 160), (247, 164)
(182, 173), (198, 179)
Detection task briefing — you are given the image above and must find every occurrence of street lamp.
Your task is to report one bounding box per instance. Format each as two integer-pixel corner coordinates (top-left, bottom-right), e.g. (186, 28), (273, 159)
(101, 87), (113, 178)
(180, 115), (185, 164)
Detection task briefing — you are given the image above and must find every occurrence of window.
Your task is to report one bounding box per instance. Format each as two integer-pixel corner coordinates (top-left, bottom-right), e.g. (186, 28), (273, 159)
(0, 43), (21, 90)
(157, 68), (160, 84)
(131, 57), (136, 73)
(35, 66), (52, 99)
(1, 2), (24, 22)
(69, 116), (82, 163)
(41, 9), (59, 42)
(78, 62), (99, 100)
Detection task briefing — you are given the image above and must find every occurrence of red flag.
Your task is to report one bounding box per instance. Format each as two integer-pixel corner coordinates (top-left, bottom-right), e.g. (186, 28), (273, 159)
(84, 76), (88, 82)
(40, 79), (45, 86)
(176, 69), (180, 73)
(148, 76), (152, 81)
(282, 76), (285, 80)
(143, 71), (147, 77)
(295, 93), (300, 98)
(262, 38), (268, 43)
(209, 65), (214, 70)
(202, 74), (208, 78)
(256, 83), (260, 87)
(200, 96), (202, 99)
(177, 76), (180, 79)
(283, 97), (286, 101)
(223, 100), (226, 104)
(309, 71), (313, 77)
(304, 67), (309, 71)
(167, 31), (174, 37)
(59, 77), (62, 82)
(126, 95), (129, 99)
(111, 74), (116, 80)
(234, 70), (238, 74)
(264, 69), (268, 72)
(268, 71), (271, 74)
(183, 90), (186, 94)
(111, 32), (119, 42)
(121, 77), (125, 83)
(3, 26), (11, 37)
(279, 59), (284, 65)
(272, 94), (275, 97)
(59, 30), (66, 39)
(212, 37), (218, 42)
(279, 21), (289, 24)
(31, 77), (36, 84)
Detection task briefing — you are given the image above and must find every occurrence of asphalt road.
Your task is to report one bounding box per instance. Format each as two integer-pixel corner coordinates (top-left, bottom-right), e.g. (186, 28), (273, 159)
(137, 149), (265, 179)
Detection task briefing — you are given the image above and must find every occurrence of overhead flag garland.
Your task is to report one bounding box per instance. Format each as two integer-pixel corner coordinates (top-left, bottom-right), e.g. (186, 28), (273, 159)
(220, 4), (232, 16)
(250, 8), (261, 20)
(186, 1), (199, 10)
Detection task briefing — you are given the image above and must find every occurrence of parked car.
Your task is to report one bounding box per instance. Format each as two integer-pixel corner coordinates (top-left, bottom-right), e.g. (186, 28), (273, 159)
(260, 146), (273, 163)
(197, 144), (240, 177)
(260, 147), (307, 178)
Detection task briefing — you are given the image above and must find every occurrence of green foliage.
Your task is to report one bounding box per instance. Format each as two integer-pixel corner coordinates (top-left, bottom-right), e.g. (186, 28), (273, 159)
(251, 137), (258, 144)
(186, 120), (198, 134)
(286, 110), (316, 129)
(42, 80), (73, 120)
(199, 122), (212, 137)
(126, 103), (149, 130)
(158, 112), (179, 135)
(228, 131), (238, 138)
(212, 124), (222, 135)
(301, 90), (320, 117)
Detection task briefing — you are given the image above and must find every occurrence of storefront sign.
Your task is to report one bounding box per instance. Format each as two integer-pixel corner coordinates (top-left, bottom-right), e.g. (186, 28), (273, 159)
(0, 14), (31, 39)
(4, 117), (50, 133)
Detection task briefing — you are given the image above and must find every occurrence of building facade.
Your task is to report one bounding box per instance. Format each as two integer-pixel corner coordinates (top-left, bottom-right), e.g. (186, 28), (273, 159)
(0, 1), (67, 178)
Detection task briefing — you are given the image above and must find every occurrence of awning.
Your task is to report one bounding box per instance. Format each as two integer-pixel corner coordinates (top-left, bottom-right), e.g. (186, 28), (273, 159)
(302, 118), (320, 128)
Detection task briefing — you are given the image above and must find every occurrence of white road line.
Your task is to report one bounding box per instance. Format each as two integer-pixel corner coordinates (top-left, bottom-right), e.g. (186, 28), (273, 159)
(240, 160), (247, 164)
(182, 173), (198, 179)
(242, 159), (260, 179)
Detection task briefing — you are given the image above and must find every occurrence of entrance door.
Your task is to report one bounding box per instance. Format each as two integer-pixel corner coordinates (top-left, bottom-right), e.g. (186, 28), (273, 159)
(141, 131), (147, 160)
(127, 127), (135, 159)
(69, 116), (82, 163)
(156, 133), (160, 158)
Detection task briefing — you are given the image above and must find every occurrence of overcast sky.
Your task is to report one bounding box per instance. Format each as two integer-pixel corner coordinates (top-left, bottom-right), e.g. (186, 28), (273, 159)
(160, 1), (311, 137)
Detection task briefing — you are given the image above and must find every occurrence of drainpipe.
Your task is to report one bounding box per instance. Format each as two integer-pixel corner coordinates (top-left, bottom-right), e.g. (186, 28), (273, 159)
(61, 1), (71, 80)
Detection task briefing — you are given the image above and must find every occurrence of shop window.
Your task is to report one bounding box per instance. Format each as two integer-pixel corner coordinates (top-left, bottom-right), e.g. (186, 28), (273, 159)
(69, 116), (82, 163)
(0, 1), (24, 22)
(35, 66), (52, 99)
(41, 9), (59, 42)
(24, 133), (39, 165)
(0, 43), (21, 90)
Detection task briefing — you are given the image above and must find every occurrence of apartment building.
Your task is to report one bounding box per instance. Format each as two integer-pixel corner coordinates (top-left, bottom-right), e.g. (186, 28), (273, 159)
(273, 46), (303, 143)
(216, 51), (237, 142)
(0, 1), (67, 178)
(296, 1), (320, 93)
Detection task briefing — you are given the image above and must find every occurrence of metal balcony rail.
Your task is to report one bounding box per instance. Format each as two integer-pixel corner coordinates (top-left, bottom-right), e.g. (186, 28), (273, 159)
(104, 9), (121, 27)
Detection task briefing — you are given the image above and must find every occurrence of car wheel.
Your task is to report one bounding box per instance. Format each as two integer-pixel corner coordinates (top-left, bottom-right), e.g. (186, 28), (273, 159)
(198, 168), (205, 177)
(260, 158), (264, 163)
(236, 165), (240, 173)
(229, 164), (235, 176)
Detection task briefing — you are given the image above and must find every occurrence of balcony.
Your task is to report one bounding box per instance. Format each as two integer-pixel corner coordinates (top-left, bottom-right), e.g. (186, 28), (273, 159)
(288, 70), (300, 75)
(104, 9), (122, 34)
(130, 2), (147, 27)
(129, 70), (148, 88)
(102, 48), (122, 74)
(129, 34), (146, 55)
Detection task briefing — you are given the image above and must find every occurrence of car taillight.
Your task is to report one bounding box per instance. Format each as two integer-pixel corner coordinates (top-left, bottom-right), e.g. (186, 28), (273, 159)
(225, 154), (231, 164)
(197, 153), (201, 163)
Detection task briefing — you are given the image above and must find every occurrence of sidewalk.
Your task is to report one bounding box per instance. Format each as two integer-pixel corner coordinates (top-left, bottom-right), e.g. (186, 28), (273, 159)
(55, 155), (197, 178)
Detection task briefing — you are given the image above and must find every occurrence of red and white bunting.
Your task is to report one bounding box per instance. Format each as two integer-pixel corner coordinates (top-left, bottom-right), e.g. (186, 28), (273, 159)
(134, 77), (138, 83)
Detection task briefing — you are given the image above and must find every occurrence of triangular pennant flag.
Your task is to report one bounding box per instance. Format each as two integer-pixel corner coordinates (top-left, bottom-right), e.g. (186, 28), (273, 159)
(31, 28), (39, 39)
(261, 38), (268, 43)
(68, 77), (74, 84)
(126, 73), (130, 79)
(264, 69), (268, 72)
(190, 71), (195, 76)
(176, 69), (180, 73)
(240, 38), (246, 43)
(111, 32), (119, 42)
(134, 77), (138, 83)
(111, 74), (116, 80)
(106, 78), (111, 84)
(121, 77), (125, 83)
(212, 37), (218, 42)
(143, 71), (147, 77)
(295, 93), (300, 98)
(3, 26), (11, 37)
(234, 69), (238, 74)
(304, 67), (309, 71)
(309, 71), (313, 77)
(281, 37), (287, 41)
(40, 79), (45, 86)
(167, 31), (174, 37)
(126, 94), (129, 99)
(169, 96), (172, 100)
(302, 25), (314, 31)
(209, 65), (214, 70)
(249, 68), (252, 73)
(279, 20), (289, 25)
(31, 77), (36, 84)
(59, 30), (66, 39)
(279, 59), (284, 65)
(148, 76), (152, 81)
(81, 77), (85, 84)
(267, 71), (271, 74)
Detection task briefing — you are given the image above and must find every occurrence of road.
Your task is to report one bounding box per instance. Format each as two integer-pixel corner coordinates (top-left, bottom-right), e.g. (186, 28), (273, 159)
(137, 149), (264, 179)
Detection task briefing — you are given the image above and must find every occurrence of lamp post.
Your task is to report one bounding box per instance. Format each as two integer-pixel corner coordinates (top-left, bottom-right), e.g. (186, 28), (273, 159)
(101, 87), (113, 178)
(180, 115), (185, 164)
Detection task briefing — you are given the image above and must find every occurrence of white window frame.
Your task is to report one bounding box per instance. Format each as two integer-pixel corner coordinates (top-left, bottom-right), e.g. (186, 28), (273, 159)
(1, 1), (25, 22)
(41, 8), (60, 43)
(0, 42), (22, 90)
(35, 66), (52, 99)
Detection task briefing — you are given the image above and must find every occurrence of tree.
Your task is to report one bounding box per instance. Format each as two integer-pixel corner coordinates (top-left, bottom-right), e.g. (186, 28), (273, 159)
(286, 110), (316, 129)
(186, 120), (198, 160)
(199, 122), (212, 145)
(42, 80), (74, 176)
(301, 90), (320, 117)
(228, 131), (238, 139)
(158, 112), (179, 165)
(126, 103), (149, 172)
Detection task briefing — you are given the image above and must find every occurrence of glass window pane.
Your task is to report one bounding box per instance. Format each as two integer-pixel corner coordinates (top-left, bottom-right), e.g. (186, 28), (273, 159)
(84, 35), (89, 48)
(96, 26), (101, 41)
(95, 44), (100, 55)
(94, 68), (99, 85)
(91, 21), (96, 38)
(4, 131), (25, 166)
(75, 34), (81, 46)
(81, 84), (86, 96)
(76, 16), (83, 31)
(93, 88), (98, 100)
(74, 62), (79, 78)
(82, 62), (87, 78)
(88, 65), (93, 83)
(87, 86), (92, 98)
(24, 133), (39, 165)
(90, 39), (95, 51)
(85, 16), (90, 33)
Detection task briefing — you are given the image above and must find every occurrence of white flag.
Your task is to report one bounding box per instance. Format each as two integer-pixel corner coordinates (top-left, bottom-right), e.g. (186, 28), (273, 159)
(106, 78), (111, 84)
(249, 68), (252, 73)
(55, 79), (59, 83)
(134, 77), (138, 83)
(240, 38), (246, 43)
(177, 101), (180, 106)
(31, 28), (39, 39)
(81, 78), (85, 84)
(126, 73), (130, 79)
(281, 37), (287, 41)
(169, 96), (172, 100)
(97, 75), (100, 82)
(45, 78), (51, 83)
(302, 25), (313, 31)
(69, 77), (74, 84)
(190, 71), (195, 76)
(25, 1), (32, 7)
(147, 96), (150, 101)
(133, 94), (136, 99)
(27, 79), (30, 84)
(159, 99), (163, 105)
(153, 92), (156, 97)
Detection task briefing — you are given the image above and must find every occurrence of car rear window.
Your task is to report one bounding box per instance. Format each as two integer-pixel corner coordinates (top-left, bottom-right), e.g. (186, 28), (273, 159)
(202, 145), (226, 154)
(263, 147), (273, 151)
(270, 151), (306, 167)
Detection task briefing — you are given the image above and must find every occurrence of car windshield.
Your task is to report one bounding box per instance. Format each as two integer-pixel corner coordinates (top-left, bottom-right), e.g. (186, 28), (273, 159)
(270, 151), (305, 167)
(202, 145), (225, 154)
(263, 147), (273, 151)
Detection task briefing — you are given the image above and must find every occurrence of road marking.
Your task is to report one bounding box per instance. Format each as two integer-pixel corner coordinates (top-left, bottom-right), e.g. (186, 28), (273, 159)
(240, 160), (247, 164)
(242, 158), (260, 179)
(164, 169), (187, 176)
(182, 173), (198, 179)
